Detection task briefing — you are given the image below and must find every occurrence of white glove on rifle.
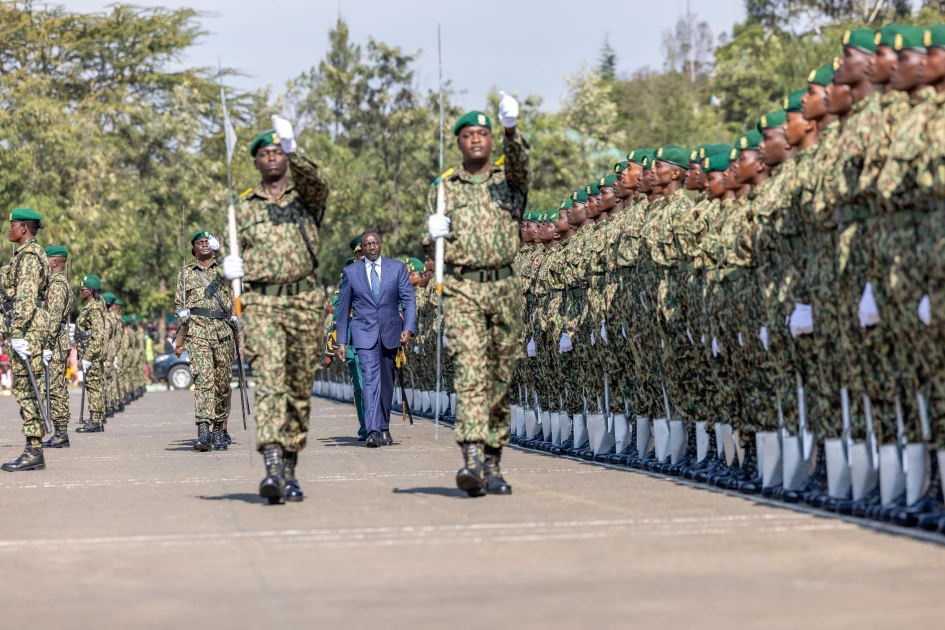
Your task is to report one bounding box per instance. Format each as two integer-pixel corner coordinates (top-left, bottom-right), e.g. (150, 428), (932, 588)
(207, 235), (220, 252)
(600, 322), (608, 344)
(427, 214), (451, 240)
(858, 282), (880, 328)
(113, 357), (119, 369)
(271, 115), (297, 154)
(918, 294), (931, 326)
(10, 338), (29, 359)
(759, 326), (769, 352)
(526, 337), (536, 357)
(42, 349), (52, 365)
(223, 254), (244, 280)
(176, 308), (190, 323)
(497, 90), (519, 128)
(81, 359), (92, 372)
(789, 303), (814, 337)
(68, 324), (75, 345)
(558, 332), (573, 353)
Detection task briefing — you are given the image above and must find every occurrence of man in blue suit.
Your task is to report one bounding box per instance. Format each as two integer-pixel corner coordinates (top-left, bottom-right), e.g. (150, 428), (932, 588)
(335, 230), (417, 447)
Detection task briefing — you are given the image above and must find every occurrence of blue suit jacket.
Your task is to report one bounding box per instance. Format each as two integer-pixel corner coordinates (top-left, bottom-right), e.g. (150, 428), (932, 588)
(335, 257), (417, 351)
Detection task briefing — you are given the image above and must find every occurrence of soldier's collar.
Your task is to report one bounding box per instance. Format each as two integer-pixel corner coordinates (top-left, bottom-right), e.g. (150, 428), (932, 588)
(251, 180), (296, 201)
(457, 163), (501, 182)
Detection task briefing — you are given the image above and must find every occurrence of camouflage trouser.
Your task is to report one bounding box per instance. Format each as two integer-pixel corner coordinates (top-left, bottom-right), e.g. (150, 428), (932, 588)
(534, 295), (563, 413)
(706, 273), (742, 429)
(243, 291), (322, 454)
(12, 346), (46, 439)
(121, 362), (133, 400)
(49, 342), (70, 426)
(560, 291), (589, 417)
(806, 229), (844, 439)
(346, 354), (366, 439)
(604, 273), (636, 416)
(84, 360), (106, 423)
(188, 334), (234, 425)
(104, 360), (116, 411)
(631, 265), (666, 419)
(443, 274), (523, 448)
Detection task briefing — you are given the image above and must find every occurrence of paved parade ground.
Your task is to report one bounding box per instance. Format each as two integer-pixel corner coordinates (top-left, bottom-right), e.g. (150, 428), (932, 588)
(0, 391), (943, 629)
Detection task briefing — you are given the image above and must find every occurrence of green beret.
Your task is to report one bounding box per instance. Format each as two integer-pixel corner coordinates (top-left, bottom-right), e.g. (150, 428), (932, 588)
(526, 211), (540, 222)
(758, 110), (787, 131)
(842, 29), (877, 54)
(586, 181), (601, 196)
(735, 129), (763, 151)
(807, 65), (834, 86)
(559, 198), (571, 210)
(689, 146), (704, 163)
(249, 129), (280, 157)
(114, 297), (124, 307)
(627, 148), (655, 165)
(44, 245), (68, 258)
(614, 160), (629, 174)
(344, 257), (356, 266)
(405, 257), (425, 273)
(701, 144), (732, 159)
(544, 208), (560, 222)
(599, 174), (618, 188)
(122, 315), (134, 324)
(704, 152), (731, 173)
(784, 90), (805, 112)
(453, 111), (491, 136)
(728, 147), (740, 162)
(81, 274), (101, 290)
(655, 146), (690, 169)
(102, 292), (116, 304)
(894, 25), (926, 52)
(571, 189), (589, 204)
(925, 26), (945, 49)
(349, 234), (362, 253)
(9, 208), (41, 222)
(190, 229), (211, 245)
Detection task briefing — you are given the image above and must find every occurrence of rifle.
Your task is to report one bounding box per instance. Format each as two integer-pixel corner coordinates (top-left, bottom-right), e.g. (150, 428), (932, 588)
(0, 285), (52, 434)
(43, 360), (51, 425)
(102, 361), (112, 413)
(76, 330), (90, 425)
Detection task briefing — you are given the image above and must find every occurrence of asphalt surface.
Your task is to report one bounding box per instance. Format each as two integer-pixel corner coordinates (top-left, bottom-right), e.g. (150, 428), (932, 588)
(0, 390), (942, 629)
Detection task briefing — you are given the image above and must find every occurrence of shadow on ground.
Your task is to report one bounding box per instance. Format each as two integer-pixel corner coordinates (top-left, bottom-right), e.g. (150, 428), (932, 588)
(391, 486), (469, 498)
(196, 493), (268, 504)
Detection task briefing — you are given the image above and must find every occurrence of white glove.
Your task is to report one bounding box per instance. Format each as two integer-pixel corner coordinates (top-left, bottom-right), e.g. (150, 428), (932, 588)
(42, 349), (52, 365)
(223, 254), (244, 280)
(858, 282), (880, 328)
(711, 337), (720, 358)
(497, 90), (519, 128)
(526, 337), (536, 357)
(10, 338), (29, 359)
(918, 294), (931, 326)
(759, 326), (769, 352)
(737, 332), (744, 347)
(600, 322), (607, 344)
(427, 214), (451, 240)
(413, 345), (420, 355)
(271, 115), (297, 154)
(176, 308), (190, 323)
(789, 303), (814, 337)
(68, 324), (75, 345)
(207, 235), (220, 251)
(590, 331), (596, 346)
(686, 328), (694, 345)
(558, 332), (573, 353)
(81, 359), (92, 372)
(113, 357), (119, 369)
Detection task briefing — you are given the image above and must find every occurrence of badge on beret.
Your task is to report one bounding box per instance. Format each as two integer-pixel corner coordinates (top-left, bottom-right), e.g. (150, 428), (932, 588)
(925, 30), (932, 47)
(272, 133), (280, 144)
(477, 114), (486, 126)
(599, 177), (606, 186)
(739, 137), (748, 149)
(874, 31), (882, 46)
(703, 158), (710, 169)
(628, 150), (635, 160)
(808, 69), (816, 81)
(642, 157), (649, 167)
(699, 147), (706, 159)
(729, 148), (738, 160)
(842, 30), (851, 45)
(784, 95), (790, 109)
(585, 185), (591, 194)
(571, 192), (578, 201)
(690, 150), (697, 161)
(760, 115), (767, 128)
(614, 163), (620, 173)
(833, 57), (840, 71)
(657, 147), (664, 158)
(895, 33), (903, 51)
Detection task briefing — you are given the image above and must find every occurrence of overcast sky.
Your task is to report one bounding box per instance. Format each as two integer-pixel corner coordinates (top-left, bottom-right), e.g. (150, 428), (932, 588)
(68, 0), (746, 110)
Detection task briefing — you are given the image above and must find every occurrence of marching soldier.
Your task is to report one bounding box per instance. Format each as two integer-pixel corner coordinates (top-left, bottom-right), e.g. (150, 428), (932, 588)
(41, 245), (73, 448)
(175, 230), (235, 453)
(75, 274), (107, 435)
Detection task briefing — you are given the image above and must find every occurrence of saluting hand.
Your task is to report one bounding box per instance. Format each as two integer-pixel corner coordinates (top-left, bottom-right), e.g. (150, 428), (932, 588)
(497, 90), (519, 130)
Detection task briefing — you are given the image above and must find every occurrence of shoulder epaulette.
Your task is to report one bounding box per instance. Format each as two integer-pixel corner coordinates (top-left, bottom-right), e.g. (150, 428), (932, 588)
(239, 188), (253, 198)
(494, 155), (505, 167)
(431, 167), (456, 188)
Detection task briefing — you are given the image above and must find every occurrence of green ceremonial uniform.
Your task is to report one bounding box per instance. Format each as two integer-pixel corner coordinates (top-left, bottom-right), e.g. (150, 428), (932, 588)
(239, 150), (329, 454)
(426, 128), (530, 447)
(175, 258), (235, 427)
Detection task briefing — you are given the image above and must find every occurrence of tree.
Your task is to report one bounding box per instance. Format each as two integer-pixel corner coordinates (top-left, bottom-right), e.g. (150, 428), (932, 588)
(598, 36), (618, 82)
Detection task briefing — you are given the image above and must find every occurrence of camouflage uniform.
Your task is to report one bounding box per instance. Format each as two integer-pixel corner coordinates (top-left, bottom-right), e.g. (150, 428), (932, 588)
(103, 307), (119, 413)
(44, 270), (72, 428)
(425, 130), (529, 447)
(0, 239), (49, 439)
(175, 258), (235, 426)
(239, 151), (329, 453)
(76, 297), (107, 425)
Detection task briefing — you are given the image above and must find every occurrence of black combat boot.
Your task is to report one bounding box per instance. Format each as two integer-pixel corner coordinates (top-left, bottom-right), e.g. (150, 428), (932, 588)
(224, 429), (232, 445)
(42, 423), (70, 448)
(483, 445), (512, 495)
(1, 438), (46, 472)
(211, 422), (227, 451)
(76, 416), (104, 433)
(284, 451), (303, 502)
(259, 444), (286, 504)
(193, 422), (211, 452)
(456, 442), (485, 497)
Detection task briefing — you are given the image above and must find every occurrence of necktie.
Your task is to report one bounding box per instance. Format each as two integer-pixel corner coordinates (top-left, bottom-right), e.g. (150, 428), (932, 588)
(371, 262), (380, 303)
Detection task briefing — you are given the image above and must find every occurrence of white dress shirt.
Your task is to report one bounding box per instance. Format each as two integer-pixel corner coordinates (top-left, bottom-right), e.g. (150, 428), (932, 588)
(364, 256), (382, 293)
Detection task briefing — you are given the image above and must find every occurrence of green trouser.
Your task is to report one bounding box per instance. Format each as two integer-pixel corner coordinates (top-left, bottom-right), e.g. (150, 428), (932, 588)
(346, 353), (366, 438)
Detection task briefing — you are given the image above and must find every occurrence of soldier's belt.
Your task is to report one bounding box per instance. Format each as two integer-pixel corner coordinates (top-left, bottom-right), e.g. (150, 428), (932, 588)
(189, 308), (228, 320)
(837, 205), (870, 225)
(245, 276), (316, 297)
(443, 264), (513, 283)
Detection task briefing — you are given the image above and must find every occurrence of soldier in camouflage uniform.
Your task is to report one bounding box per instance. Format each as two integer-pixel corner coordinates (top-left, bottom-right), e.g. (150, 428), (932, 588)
(1, 209), (50, 471)
(75, 274), (107, 435)
(424, 98), (528, 497)
(100, 292), (120, 417)
(223, 118), (329, 504)
(41, 245), (73, 449)
(175, 229), (235, 453)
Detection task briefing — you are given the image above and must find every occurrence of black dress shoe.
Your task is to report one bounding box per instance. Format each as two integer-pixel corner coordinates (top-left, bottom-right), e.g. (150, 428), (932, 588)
(358, 435), (367, 442)
(380, 430), (393, 446)
(76, 422), (104, 433)
(365, 431), (381, 448)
